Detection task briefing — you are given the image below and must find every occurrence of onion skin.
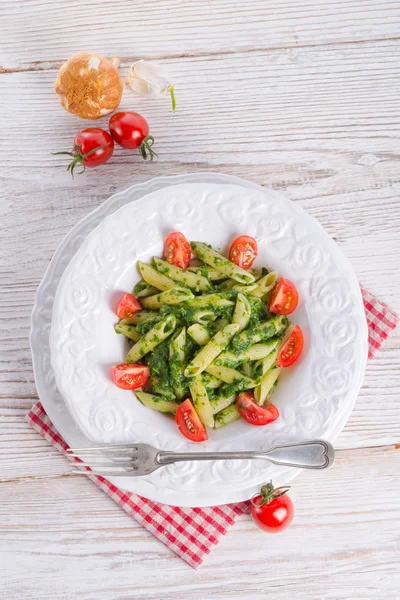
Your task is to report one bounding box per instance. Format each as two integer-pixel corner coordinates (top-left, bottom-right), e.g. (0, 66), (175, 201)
(55, 52), (123, 120)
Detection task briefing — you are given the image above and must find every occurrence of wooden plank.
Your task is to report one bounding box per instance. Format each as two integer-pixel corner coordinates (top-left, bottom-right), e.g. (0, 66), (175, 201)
(2, 41), (400, 169)
(1, 0), (400, 69)
(0, 445), (399, 598)
(0, 42), (399, 447)
(1, 0), (400, 596)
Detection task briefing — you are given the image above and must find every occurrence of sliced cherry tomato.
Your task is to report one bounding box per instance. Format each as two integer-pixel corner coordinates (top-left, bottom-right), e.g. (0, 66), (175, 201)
(236, 392), (280, 426)
(164, 232), (191, 269)
(250, 482), (294, 533)
(229, 235), (258, 270)
(175, 399), (208, 442)
(54, 128), (114, 177)
(269, 278), (299, 315)
(111, 364), (149, 390)
(277, 325), (303, 368)
(116, 293), (142, 320)
(109, 112), (157, 160)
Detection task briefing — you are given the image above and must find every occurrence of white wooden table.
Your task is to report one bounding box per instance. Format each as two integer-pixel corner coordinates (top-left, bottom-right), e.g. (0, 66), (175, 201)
(1, 1), (400, 598)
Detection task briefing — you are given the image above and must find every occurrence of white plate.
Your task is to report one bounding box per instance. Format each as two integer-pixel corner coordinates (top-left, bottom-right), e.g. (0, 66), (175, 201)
(45, 176), (367, 506)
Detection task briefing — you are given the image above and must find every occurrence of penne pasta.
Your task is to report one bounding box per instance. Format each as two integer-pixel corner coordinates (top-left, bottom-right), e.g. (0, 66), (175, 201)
(169, 327), (187, 399)
(114, 236), (299, 435)
(254, 367), (281, 405)
(190, 309), (218, 325)
(187, 324), (211, 346)
(141, 287), (194, 310)
(252, 346), (280, 380)
(242, 362), (253, 378)
(185, 294), (234, 308)
(250, 271), (278, 298)
(184, 324), (239, 378)
(201, 372), (222, 390)
(136, 392), (179, 414)
(153, 257), (211, 292)
(138, 262), (177, 291)
(232, 293), (251, 332)
(126, 314), (176, 363)
(188, 265), (228, 281)
(190, 377), (214, 427)
(213, 403), (241, 428)
(127, 310), (160, 325)
(215, 339), (280, 368)
(231, 283), (258, 294)
(205, 365), (257, 388)
(230, 315), (288, 354)
(132, 280), (160, 297)
(114, 322), (141, 342)
(190, 241), (255, 284)
(210, 393), (236, 415)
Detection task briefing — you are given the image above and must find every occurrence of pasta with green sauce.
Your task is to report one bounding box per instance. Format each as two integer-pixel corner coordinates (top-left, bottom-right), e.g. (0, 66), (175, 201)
(113, 234), (303, 440)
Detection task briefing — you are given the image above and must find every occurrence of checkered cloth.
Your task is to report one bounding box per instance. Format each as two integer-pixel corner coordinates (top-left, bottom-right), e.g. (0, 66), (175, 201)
(26, 286), (398, 568)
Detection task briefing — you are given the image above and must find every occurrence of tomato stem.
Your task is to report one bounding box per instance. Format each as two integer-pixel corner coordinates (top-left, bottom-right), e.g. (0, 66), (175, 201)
(168, 85), (176, 112)
(257, 481), (291, 506)
(139, 136), (158, 161)
(52, 143), (110, 178)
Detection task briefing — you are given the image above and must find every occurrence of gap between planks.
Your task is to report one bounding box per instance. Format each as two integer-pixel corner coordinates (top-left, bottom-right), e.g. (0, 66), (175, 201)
(1, 36), (400, 74)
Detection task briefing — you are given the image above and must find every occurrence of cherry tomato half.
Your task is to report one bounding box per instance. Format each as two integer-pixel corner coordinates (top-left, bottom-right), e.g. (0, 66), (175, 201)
(111, 364), (150, 390)
(175, 399), (208, 442)
(164, 232), (191, 269)
(269, 278), (299, 315)
(54, 128), (114, 177)
(229, 235), (258, 270)
(236, 392), (280, 426)
(277, 325), (304, 368)
(116, 293), (142, 320)
(109, 112), (157, 160)
(251, 482), (294, 533)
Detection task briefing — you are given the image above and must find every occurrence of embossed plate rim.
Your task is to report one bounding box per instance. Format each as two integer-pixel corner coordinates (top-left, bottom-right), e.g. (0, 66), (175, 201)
(33, 173), (367, 506)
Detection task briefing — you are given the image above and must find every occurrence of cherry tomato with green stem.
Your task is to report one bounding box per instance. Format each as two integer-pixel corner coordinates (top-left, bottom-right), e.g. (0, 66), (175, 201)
(109, 111), (157, 160)
(53, 128), (114, 177)
(250, 482), (294, 532)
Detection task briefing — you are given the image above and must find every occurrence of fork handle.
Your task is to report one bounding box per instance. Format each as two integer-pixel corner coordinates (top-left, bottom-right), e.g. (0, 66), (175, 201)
(158, 440), (335, 470)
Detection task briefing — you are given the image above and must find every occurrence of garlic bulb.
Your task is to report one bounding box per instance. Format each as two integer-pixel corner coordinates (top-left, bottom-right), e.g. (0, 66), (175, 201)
(126, 60), (176, 111)
(55, 52), (124, 120)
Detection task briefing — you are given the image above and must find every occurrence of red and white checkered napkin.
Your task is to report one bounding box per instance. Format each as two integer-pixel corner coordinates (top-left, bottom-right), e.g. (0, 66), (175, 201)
(26, 286), (398, 568)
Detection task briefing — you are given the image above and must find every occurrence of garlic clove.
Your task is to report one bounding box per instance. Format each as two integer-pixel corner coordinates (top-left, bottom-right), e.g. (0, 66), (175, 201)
(126, 60), (176, 110)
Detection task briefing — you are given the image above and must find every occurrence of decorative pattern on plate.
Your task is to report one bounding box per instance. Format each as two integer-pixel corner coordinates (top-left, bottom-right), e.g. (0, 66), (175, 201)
(30, 174), (367, 505)
(49, 181), (367, 494)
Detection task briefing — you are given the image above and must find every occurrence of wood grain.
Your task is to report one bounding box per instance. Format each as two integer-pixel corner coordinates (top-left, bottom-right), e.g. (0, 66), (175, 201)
(1, 0), (400, 597)
(1, 445), (399, 599)
(2, 0), (400, 69)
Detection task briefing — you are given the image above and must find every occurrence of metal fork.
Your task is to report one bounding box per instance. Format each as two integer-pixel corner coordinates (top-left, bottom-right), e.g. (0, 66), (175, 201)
(66, 440), (335, 477)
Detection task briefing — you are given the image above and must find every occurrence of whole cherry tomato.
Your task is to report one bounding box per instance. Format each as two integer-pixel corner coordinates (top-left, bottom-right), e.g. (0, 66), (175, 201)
(109, 111), (157, 160)
(54, 128), (114, 177)
(250, 482), (294, 533)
